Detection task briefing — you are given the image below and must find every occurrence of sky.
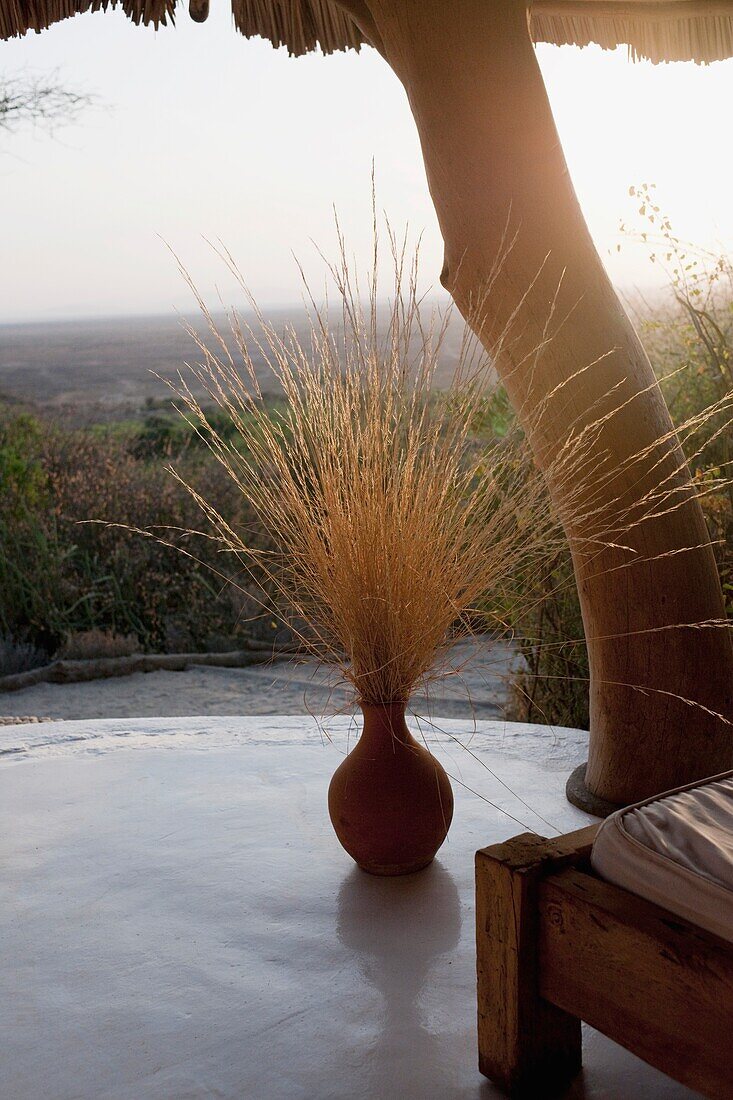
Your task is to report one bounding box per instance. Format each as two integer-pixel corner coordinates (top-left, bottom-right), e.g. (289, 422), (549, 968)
(1, 6), (732, 323)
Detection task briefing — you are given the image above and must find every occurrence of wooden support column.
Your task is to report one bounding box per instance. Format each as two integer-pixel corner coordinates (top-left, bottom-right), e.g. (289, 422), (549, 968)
(347, 0), (733, 805)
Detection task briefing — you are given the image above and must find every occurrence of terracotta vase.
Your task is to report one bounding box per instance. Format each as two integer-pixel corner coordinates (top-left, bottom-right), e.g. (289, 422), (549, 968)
(328, 703), (454, 876)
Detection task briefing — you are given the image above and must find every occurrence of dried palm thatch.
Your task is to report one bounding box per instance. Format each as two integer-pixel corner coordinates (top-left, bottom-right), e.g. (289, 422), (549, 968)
(2, 0), (732, 65)
(230, 0), (363, 55)
(531, 2), (733, 64)
(0, 0), (174, 39)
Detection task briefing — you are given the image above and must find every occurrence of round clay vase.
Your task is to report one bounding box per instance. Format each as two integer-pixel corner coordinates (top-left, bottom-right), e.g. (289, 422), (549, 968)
(328, 703), (454, 875)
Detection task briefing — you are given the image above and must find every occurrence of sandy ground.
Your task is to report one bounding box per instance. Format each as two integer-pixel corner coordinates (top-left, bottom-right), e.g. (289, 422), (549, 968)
(0, 639), (520, 722)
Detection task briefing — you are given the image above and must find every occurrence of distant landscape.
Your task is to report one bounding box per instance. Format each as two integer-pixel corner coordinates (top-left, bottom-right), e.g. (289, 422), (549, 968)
(0, 303), (481, 681)
(0, 306), (467, 424)
(1, 278), (730, 733)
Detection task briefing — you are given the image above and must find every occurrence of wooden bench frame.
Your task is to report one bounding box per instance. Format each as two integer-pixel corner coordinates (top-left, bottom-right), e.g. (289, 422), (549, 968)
(476, 825), (733, 1099)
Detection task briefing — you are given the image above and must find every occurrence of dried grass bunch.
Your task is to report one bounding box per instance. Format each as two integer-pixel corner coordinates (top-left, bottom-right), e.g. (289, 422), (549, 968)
(168, 234), (563, 707)
(164, 226), (733, 723)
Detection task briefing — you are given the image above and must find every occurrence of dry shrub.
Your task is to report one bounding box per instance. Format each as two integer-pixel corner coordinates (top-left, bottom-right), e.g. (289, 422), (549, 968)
(57, 628), (139, 661)
(0, 634), (47, 677)
(509, 552), (590, 729)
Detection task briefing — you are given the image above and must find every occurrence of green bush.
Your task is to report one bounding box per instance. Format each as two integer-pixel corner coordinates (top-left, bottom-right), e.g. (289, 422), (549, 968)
(510, 553), (590, 730)
(0, 410), (48, 516)
(0, 405), (270, 658)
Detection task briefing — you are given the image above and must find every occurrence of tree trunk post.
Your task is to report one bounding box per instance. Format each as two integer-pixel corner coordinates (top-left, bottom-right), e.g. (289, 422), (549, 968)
(351, 0), (733, 805)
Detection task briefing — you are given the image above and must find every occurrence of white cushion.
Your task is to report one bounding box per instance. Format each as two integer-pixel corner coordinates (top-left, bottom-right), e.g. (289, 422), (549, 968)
(591, 771), (733, 944)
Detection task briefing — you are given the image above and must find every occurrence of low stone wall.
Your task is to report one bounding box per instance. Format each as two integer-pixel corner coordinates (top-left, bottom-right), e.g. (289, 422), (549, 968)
(0, 642), (294, 694)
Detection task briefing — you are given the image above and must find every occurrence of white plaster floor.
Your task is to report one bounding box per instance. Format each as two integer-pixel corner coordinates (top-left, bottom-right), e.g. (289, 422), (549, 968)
(1, 716), (701, 1100)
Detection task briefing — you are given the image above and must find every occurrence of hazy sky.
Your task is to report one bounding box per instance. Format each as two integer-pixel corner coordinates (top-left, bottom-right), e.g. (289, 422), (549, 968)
(1, 7), (732, 322)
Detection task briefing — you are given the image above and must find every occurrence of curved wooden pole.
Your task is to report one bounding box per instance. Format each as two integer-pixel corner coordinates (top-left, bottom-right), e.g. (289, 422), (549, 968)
(347, 0), (733, 803)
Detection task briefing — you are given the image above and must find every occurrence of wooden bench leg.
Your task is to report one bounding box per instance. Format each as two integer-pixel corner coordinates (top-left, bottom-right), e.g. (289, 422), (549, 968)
(476, 833), (584, 1097)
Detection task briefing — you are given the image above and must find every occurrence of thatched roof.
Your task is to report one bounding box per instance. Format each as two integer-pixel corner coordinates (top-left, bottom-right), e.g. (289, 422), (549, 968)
(2, 0), (732, 65)
(531, 2), (733, 65)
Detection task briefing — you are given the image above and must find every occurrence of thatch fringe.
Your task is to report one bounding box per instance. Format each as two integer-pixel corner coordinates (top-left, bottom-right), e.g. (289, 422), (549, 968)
(231, 0), (362, 56)
(531, 10), (733, 64)
(237, 1), (733, 63)
(0, 0), (363, 50)
(2, 0), (732, 66)
(0, 0), (174, 40)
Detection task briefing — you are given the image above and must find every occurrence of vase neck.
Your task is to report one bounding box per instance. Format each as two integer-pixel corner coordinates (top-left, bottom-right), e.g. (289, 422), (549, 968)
(359, 703), (412, 746)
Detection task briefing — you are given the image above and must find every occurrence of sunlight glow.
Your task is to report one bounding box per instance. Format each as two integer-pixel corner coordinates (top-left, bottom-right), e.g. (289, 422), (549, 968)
(0, 12), (731, 321)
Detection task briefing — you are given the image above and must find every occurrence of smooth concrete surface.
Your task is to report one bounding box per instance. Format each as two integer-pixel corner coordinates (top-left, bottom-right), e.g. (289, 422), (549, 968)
(1, 716), (701, 1099)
